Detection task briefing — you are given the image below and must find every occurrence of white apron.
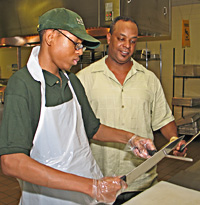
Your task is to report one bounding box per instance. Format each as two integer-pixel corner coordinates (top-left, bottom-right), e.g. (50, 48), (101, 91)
(19, 46), (103, 205)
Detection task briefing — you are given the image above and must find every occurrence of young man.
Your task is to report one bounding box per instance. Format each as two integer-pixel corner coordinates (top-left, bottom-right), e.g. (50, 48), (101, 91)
(77, 16), (187, 204)
(0, 9), (156, 205)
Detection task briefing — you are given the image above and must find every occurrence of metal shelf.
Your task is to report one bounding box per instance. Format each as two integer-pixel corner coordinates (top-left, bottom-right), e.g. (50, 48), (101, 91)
(134, 43), (162, 83)
(172, 48), (200, 135)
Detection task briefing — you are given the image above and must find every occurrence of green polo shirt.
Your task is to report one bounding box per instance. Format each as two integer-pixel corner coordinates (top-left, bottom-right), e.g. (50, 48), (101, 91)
(0, 67), (100, 156)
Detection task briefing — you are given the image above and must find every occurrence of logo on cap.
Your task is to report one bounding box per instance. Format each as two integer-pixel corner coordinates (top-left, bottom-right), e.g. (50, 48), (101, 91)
(76, 18), (84, 26)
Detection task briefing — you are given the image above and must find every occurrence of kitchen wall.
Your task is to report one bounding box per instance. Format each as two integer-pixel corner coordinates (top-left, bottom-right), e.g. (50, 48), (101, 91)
(0, 3), (200, 121)
(0, 47), (31, 78)
(135, 4), (200, 120)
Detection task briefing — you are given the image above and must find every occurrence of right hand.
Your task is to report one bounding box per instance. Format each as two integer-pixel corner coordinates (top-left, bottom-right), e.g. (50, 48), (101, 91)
(128, 135), (156, 159)
(92, 176), (127, 204)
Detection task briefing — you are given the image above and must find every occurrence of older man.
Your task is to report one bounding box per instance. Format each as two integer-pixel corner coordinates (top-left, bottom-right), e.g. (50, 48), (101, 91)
(77, 16), (186, 204)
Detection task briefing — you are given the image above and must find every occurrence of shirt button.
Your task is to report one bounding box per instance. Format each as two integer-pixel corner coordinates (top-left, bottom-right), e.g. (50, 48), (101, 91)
(56, 80), (59, 84)
(122, 105), (124, 108)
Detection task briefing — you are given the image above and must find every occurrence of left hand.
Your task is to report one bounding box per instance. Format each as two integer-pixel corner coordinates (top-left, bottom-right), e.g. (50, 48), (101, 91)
(92, 176), (127, 204)
(128, 135), (156, 159)
(173, 140), (187, 156)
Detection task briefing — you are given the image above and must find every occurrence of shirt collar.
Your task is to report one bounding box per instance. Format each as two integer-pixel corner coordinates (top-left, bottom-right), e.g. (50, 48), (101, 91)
(42, 69), (68, 87)
(91, 55), (145, 77)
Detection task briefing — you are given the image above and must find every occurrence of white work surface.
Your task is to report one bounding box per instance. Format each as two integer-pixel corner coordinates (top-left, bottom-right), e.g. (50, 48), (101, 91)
(124, 181), (200, 205)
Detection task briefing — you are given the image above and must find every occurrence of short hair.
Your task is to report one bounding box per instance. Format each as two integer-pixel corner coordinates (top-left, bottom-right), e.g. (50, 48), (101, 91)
(39, 30), (46, 42)
(109, 16), (138, 34)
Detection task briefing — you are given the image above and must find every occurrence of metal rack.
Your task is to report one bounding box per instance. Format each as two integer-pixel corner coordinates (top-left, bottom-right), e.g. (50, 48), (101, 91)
(134, 43), (162, 83)
(172, 48), (200, 135)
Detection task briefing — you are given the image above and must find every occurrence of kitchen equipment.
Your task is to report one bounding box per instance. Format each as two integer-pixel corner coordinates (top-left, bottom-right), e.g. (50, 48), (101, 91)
(178, 119), (200, 135)
(180, 130), (200, 151)
(141, 49), (151, 58)
(175, 64), (200, 77)
(121, 136), (184, 184)
(176, 112), (200, 126)
(164, 154), (193, 162)
(172, 97), (200, 107)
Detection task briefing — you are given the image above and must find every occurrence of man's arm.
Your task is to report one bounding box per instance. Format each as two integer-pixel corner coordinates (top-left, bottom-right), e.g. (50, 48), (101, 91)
(93, 124), (156, 158)
(160, 121), (187, 156)
(160, 121), (178, 141)
(1, 153), (93, 194)
(1, 153), (123, 203)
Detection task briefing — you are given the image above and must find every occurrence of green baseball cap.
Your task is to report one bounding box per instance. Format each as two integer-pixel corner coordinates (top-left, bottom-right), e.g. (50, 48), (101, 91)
(37, 8), (100, 49)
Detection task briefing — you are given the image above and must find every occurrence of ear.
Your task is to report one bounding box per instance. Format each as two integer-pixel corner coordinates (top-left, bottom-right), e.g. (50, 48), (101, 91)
(107, 32), (111, 45)
(44, 30), (55, 46)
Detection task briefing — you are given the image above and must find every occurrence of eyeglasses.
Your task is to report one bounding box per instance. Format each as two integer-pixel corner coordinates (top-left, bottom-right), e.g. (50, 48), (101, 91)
(55, 29), (86, 51)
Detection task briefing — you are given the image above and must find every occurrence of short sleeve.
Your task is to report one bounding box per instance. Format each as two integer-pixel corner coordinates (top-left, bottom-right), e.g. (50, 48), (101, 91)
(0, 69), (41, 156)
(151, 77), (174, 131)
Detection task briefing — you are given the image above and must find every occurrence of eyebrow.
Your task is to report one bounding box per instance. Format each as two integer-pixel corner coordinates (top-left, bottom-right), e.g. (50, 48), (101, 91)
(119, 33), (138, 39)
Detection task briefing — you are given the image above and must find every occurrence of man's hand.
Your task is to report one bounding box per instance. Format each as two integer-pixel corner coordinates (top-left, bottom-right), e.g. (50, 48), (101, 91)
(173, 140), (187, 156)
(92, 176), (127, 204)
(128, 135), (156, 159)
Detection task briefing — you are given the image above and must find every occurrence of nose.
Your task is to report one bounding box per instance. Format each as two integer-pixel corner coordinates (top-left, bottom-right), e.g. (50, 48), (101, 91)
(76, 48), (84, 56)
(123, 40), (130, 48)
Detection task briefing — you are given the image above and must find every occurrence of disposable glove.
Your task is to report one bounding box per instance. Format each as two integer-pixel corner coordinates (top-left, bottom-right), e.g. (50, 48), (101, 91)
(92, 176), (127, 204)
(126, 135), (156, 158)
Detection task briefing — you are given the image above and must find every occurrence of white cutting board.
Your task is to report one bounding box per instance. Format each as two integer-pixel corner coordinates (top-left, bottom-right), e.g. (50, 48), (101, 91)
(124, 181), (200, 205)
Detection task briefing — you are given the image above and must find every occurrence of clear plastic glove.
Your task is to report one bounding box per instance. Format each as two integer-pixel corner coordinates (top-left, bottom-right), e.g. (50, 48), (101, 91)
(126, 135), (156, 159)
(92, 176), (127, 204)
